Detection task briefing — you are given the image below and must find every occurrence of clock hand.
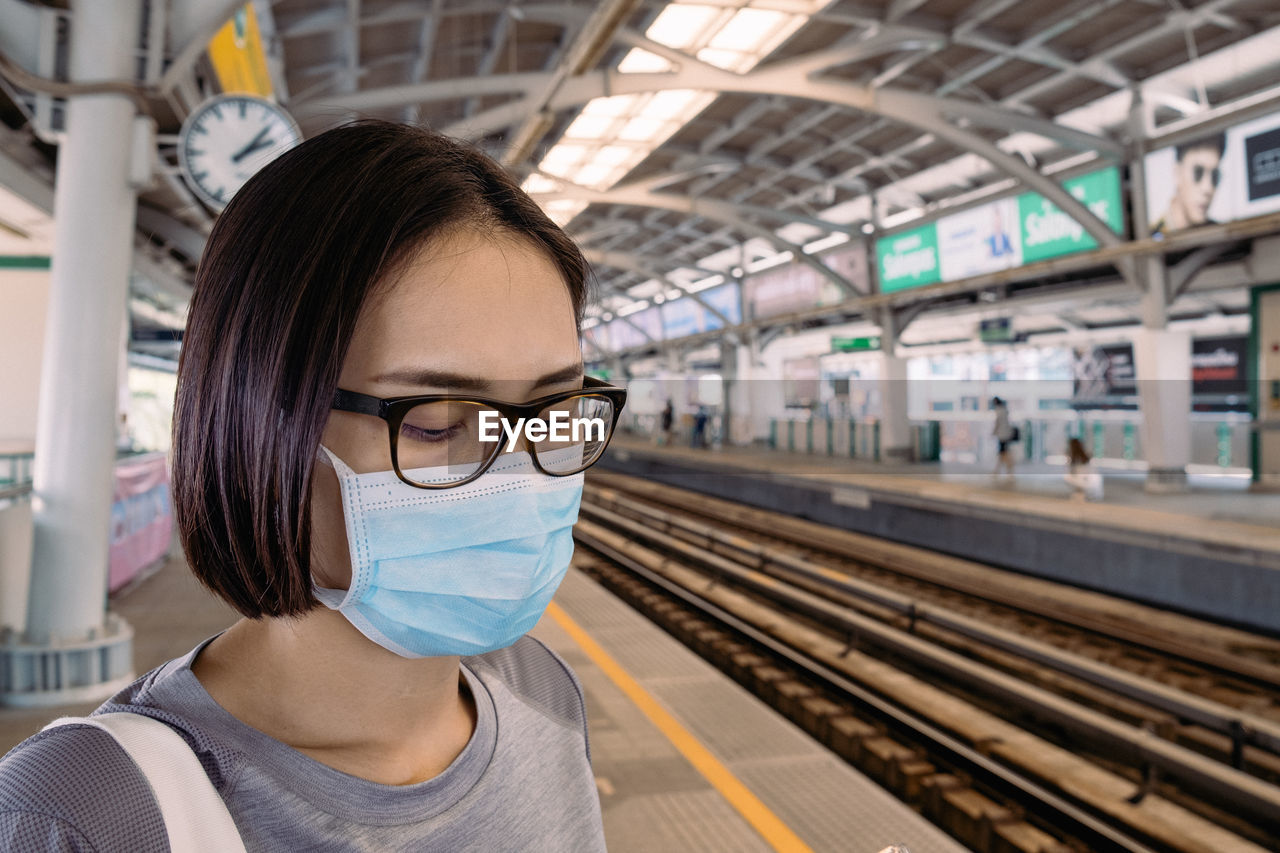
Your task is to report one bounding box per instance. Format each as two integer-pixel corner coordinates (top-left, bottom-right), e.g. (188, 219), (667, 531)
(231, 127), (273, 163)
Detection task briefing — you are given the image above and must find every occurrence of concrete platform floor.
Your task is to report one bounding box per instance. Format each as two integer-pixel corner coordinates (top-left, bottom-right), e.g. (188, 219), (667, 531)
(612, 433), (1280, 530)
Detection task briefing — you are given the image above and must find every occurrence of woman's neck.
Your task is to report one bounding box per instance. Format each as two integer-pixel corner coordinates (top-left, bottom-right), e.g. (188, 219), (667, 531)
(192, 609), (477, 785)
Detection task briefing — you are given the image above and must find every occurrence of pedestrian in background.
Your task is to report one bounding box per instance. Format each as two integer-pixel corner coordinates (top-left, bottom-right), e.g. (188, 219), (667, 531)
(991, 396), (1018, 479)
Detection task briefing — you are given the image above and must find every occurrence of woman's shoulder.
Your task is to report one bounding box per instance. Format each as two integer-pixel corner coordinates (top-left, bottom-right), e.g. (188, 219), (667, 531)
(0, 723), (168, 851)
(467, 635), (587, 738)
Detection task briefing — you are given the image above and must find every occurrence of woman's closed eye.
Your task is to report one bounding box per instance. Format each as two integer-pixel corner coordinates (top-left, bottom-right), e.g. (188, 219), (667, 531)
(400, 421), (466, 444)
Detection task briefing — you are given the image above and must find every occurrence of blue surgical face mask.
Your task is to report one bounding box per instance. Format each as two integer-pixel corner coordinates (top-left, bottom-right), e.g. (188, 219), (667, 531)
(314, 445), (583, 658)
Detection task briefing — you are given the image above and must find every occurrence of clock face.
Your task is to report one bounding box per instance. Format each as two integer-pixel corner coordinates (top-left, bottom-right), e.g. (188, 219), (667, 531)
(178, 95), (302, 210)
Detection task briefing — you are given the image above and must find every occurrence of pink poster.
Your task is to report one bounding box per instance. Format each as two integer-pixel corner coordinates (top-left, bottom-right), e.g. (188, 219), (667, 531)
(108, 453), (172, 592)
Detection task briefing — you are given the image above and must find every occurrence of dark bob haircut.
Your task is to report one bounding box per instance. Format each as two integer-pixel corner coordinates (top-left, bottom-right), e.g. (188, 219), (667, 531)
(1175, 131), (1226, 160)
(173, 120), (589, 619)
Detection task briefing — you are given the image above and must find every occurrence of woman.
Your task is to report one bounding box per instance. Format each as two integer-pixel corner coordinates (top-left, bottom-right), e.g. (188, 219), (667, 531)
(0, 121), (622, 850)
(991, 396), (1017, 478)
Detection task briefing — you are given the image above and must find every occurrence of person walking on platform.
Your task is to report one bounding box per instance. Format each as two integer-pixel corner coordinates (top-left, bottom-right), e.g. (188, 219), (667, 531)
(658, 398), (674, 446)
(692, 406), (710, 449)
(991, 396), (1018, 479)
(0, 122), (622, 852)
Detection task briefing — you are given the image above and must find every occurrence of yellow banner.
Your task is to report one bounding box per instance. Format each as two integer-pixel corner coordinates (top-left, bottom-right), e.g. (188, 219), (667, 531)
(207, 4), (272, 98)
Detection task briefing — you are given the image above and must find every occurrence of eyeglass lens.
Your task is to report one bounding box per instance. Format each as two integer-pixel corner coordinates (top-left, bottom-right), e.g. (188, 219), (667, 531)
(395, 395), (615, 486)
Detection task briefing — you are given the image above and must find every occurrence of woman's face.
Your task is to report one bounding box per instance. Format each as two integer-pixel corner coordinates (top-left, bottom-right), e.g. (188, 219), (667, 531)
(310, 228), (583, 590)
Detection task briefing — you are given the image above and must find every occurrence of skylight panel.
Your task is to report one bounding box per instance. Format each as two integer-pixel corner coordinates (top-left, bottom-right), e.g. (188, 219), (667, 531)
(696, 47), (751, 72)
(646, 4), (723, 50)
(595, 144), (638, 168)
(618, 116), (671, 142)
(564, 113), (618, 140)
(583, 95), (642, 117)
(708, 7), (789, 54)
(617, 48), (674, 73)
(574, 163), (615, 189)
(641, 89), (703, 120)
(539, 143), (590, 177)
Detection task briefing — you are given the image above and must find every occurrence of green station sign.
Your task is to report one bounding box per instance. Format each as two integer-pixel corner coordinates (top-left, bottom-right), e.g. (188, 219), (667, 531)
(873, 166), (1125, 295)
(1017, 166), (1124, 263)
(876, 223), (940, 293)
(831, 335), (881, 352)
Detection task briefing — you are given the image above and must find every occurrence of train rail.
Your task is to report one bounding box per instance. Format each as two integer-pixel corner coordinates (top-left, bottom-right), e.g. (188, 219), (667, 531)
(574, 470), (1280, 853)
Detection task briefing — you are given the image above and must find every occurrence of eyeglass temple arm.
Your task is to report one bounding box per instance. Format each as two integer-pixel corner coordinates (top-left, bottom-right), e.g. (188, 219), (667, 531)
(332, 388), (383, 417)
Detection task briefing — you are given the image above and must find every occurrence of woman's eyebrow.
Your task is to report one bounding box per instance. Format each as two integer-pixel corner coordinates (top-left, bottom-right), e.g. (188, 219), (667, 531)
(532, 363), (585, 389)
(370, 363), (583, 392)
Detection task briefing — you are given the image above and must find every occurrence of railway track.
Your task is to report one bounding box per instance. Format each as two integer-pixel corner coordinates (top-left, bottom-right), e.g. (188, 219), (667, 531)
(574, 470), (1280, 853)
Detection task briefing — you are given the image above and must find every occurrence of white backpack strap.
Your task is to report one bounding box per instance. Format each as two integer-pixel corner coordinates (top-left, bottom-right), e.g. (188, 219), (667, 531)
(44, 713), (247, 853)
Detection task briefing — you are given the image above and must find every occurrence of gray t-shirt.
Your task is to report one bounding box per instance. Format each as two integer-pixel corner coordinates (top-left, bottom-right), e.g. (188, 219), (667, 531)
(0, 634), (605, 851)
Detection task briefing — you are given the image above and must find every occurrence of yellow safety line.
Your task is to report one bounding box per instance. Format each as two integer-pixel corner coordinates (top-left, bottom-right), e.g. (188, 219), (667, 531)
(546, 601), (814, 853)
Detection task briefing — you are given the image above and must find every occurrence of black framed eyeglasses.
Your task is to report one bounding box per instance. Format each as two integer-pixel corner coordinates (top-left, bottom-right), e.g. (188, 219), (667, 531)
(331, 375), (627, 489)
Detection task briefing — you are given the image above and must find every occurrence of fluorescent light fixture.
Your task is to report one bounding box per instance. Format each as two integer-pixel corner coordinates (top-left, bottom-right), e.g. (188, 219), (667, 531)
(802, 232), (850, 253)
(686, 273), (724, 292)
(746, 251), (793, 273)
(581, 317), (600, 329)
(618, 299), (651, 316)
(665, 288), (685, 300)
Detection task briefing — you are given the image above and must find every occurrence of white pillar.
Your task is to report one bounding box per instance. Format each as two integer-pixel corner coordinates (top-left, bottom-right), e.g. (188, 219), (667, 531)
(1133, 324), (1192, 491)
(875, 309), (912, 462)
(1128, 87), (1190, 493)
(26, 0), (142, 643)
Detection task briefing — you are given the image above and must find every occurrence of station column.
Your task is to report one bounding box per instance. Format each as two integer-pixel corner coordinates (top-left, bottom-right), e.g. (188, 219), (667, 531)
(876, 308), (913, 463)
(1128, 91), (1191, 492)
(4, 0), (142, 705)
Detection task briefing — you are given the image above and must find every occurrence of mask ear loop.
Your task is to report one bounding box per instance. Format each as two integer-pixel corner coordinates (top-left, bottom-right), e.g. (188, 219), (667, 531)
(312, 444), (362, 609)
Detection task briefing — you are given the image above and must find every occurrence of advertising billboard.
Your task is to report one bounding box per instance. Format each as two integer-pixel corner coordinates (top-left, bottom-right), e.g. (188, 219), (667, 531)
(1145, 109), (1280, 235)
(876, 223), (941, 292)
(1018, 166), (1125, 262)
(937, 198), (1021, 280)
(875, 167), (1123, 293)
(660, 282), (743, 339)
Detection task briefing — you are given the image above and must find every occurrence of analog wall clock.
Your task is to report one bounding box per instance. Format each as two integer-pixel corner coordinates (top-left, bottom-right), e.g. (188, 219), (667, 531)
(177, 94), (302, 211)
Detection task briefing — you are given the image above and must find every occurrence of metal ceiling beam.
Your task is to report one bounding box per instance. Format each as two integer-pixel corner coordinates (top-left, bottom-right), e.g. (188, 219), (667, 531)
(582, 249), (733, 325)
(463, 9), (513, 118)
(299, 51), (1125, 262)
(533, 178), (861, 295)
(404, 0), (442, 123)
(161, 0), (246, 94)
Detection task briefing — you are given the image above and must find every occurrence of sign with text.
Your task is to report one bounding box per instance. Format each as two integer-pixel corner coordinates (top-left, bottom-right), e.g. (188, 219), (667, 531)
(1017, 166), (1124, 263)
(876, 223), (941, 292)
(874, 167), (1122, 294)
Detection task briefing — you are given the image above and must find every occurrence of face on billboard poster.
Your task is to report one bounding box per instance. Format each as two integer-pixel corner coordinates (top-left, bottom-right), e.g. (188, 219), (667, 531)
(1147, 134), (1226, 234)
(1146, 108), (1280, 235)
(937, 198), (1022, 281)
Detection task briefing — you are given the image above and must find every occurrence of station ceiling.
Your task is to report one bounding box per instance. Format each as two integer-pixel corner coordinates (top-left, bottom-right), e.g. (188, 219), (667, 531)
(3, 0), (1280, 359)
